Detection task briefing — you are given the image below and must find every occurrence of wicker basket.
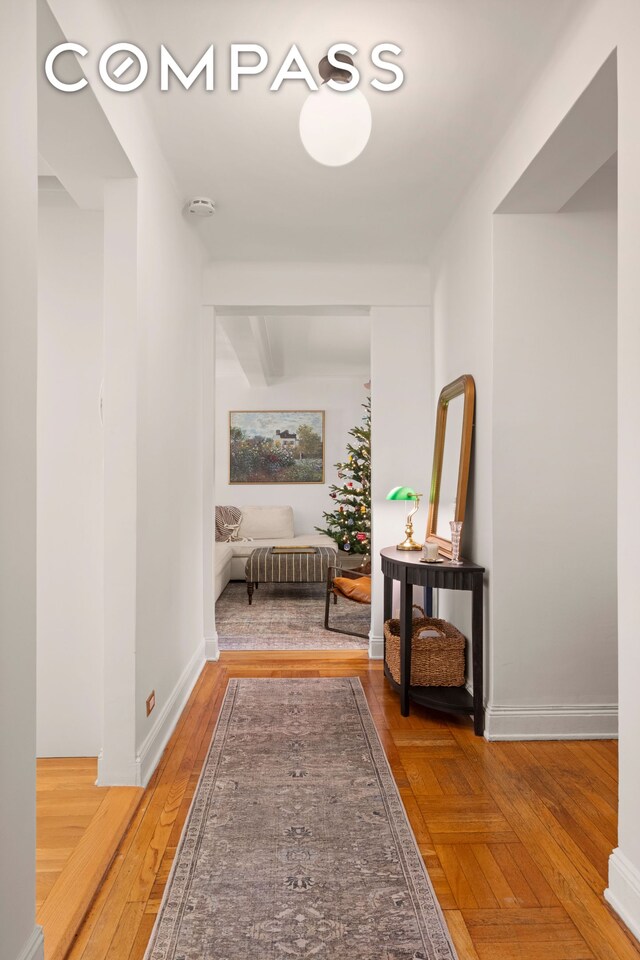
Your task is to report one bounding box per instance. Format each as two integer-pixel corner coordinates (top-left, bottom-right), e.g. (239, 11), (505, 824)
(384, 606), (466, 687)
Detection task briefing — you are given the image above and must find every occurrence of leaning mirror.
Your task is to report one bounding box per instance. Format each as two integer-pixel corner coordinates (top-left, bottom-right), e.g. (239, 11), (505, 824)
(425, 375), (475, 556)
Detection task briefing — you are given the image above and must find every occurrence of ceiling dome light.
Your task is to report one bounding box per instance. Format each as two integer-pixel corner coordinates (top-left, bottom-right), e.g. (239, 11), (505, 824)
(299, 55), (371, 167)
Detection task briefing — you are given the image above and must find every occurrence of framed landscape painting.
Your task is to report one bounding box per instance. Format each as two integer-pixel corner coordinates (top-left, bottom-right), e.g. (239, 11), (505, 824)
(230, 410), (325, 484)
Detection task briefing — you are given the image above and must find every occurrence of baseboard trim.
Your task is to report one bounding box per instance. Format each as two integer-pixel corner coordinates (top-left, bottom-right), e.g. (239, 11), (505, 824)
(369, 635), (384, 660)
(485, 702), (618, 740)
(606, 848), (640, 943)
(205, 632), (220, 661)
(17, 927), (44, 960)
(136, 645), (205, 787)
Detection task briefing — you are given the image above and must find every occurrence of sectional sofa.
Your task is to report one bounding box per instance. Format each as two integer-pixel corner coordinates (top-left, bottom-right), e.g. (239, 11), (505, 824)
(215, 505), (337, 601)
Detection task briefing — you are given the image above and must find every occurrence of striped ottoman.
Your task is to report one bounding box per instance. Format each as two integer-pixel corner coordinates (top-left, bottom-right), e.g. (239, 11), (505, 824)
(245, 546), (338, 604)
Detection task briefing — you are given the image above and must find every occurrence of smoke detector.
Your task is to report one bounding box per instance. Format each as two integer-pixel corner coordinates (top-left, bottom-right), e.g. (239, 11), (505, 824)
(187, 197), (216, 217)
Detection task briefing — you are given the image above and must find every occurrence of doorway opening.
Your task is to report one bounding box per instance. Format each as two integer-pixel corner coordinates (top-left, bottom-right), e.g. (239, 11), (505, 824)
(213, 307), (372, 651)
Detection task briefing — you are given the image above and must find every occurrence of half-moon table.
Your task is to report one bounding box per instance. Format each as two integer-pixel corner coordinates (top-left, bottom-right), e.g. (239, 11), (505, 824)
(380, 546), (485, 736)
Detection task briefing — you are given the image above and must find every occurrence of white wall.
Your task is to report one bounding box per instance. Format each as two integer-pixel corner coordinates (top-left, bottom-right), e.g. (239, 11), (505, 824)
(37, 204), (104, 757)
(490, 205), (617, 732)
(202, 311), (217, 660)
(101, 178), (139, 785)
(430, 192), (494, 667)
(215, 374), (369, 536)
(0, 1), (42, 958)
(48, 0), (208, 786)
(204, 262), (430, 308)
(430, 18), (620, 732)
(133, 167), (206, 778)
(614, 2), (640, 935)
(428, 0), (640, 938)
(370, 307), (433, 656)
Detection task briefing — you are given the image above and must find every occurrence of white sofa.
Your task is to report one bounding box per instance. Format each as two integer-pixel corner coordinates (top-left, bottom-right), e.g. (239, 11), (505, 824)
(214, 505), (337, 601)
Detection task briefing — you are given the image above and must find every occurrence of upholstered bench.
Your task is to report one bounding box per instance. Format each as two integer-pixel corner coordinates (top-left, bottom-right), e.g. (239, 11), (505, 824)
(244, 545), (337, 604)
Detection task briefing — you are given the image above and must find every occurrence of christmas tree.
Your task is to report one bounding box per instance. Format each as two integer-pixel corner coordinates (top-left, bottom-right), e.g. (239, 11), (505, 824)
(316, 398), (371, 555)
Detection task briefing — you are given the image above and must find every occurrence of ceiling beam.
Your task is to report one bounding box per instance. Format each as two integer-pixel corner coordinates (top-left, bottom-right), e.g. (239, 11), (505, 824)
(215, 305), (371, 318)
(496, 52), (617, 214)
(219, 316), (277, 387)
(37, 0), (134, 210)
(249, 316), (283, 380)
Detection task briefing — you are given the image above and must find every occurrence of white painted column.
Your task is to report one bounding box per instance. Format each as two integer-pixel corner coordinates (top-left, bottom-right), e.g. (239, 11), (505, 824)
(203, 308), (219, 660)
(99, 179), (139, 786)
(370, 307), (433, 659)
(0, 2), (43, 958)
(36, 207), (105, 758)
(605, 13), (640, 938)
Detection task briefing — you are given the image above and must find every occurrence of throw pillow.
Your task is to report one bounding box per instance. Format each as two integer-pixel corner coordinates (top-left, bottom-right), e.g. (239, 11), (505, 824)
(238, 505), (295, 540)
(333, 576), (372, 604)
(215, 505), (242, 542)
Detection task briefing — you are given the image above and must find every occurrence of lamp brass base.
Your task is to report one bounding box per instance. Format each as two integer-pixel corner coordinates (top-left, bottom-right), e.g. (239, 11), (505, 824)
(397, 537), (423, 551)
(396, 512), (422, 551)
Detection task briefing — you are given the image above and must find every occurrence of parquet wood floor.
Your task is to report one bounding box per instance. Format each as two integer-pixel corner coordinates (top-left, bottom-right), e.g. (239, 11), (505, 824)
(61, 653), (640, 960)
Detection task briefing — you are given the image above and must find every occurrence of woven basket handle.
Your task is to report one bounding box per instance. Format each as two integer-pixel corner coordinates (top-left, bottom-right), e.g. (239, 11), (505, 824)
(412, 605), (426, 618)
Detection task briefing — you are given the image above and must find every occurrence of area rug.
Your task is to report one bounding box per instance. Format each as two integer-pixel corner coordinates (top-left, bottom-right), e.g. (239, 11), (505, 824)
(215, 581), (370, 650)
(145, 678), (458, 960)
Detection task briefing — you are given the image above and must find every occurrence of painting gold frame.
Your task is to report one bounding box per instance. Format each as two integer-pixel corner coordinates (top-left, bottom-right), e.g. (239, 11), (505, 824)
(229, 410), (325, 484)
(425, 375), (475, 557)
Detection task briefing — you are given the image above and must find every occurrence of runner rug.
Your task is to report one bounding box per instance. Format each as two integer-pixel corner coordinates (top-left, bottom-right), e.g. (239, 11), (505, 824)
(145, 678), (457, 960)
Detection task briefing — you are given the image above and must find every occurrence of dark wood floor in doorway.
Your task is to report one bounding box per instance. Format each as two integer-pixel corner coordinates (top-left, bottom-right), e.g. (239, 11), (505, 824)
(66, 653), (639, 960)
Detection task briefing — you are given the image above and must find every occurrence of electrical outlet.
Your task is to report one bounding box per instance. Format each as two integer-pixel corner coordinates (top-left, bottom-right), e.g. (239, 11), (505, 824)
(146, 690), (156, 717)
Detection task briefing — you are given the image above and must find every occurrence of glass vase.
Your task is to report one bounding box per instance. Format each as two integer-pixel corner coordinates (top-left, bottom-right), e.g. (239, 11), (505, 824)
(449, 520), (463, 565)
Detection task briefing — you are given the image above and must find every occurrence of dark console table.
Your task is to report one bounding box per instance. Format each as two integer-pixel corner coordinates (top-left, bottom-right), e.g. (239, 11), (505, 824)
(380, 546), (485, 736)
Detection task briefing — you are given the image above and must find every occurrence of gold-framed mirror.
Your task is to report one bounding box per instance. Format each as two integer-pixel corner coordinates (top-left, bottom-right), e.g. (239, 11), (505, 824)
(425, 375), (475, 556)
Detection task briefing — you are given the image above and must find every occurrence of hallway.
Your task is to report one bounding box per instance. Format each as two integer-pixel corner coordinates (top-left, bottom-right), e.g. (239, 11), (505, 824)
(65, 655), (637, 960)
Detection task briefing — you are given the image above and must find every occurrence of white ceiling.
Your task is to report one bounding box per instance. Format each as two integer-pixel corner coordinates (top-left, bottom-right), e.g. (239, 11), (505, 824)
(216, 314), (371, 383)
(118, 0), (582, 261)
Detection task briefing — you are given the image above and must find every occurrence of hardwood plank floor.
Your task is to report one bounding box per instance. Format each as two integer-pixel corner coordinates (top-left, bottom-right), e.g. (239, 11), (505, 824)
(37, 759), (106, 912)
(63, 654), (640, 960)
(37, 758), (142, 960)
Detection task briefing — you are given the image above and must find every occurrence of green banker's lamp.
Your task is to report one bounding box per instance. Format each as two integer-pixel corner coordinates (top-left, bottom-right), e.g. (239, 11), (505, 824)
(386, 486), (423, 551)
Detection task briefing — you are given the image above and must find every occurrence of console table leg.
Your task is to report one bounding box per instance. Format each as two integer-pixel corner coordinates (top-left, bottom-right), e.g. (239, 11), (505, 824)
(399, 576), (413, 716)
(383, 574), (393, 622)
(424, 585), (433, 617)
(472, 577), (484, 736)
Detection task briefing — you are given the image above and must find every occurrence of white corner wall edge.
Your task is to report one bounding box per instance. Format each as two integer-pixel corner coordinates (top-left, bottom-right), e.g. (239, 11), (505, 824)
(16, 927), (44, 960)
(369, 635), (384, 660)
(485, 702), (618, 740)
(97, 751), (140, 788)
(605, 849), (640, 944)
(136, 645), (206, 787)
(205, 632), (220, 661)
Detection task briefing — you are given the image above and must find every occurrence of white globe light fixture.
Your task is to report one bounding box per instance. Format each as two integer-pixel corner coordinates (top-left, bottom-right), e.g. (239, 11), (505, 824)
(299, 55), (372, 167)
